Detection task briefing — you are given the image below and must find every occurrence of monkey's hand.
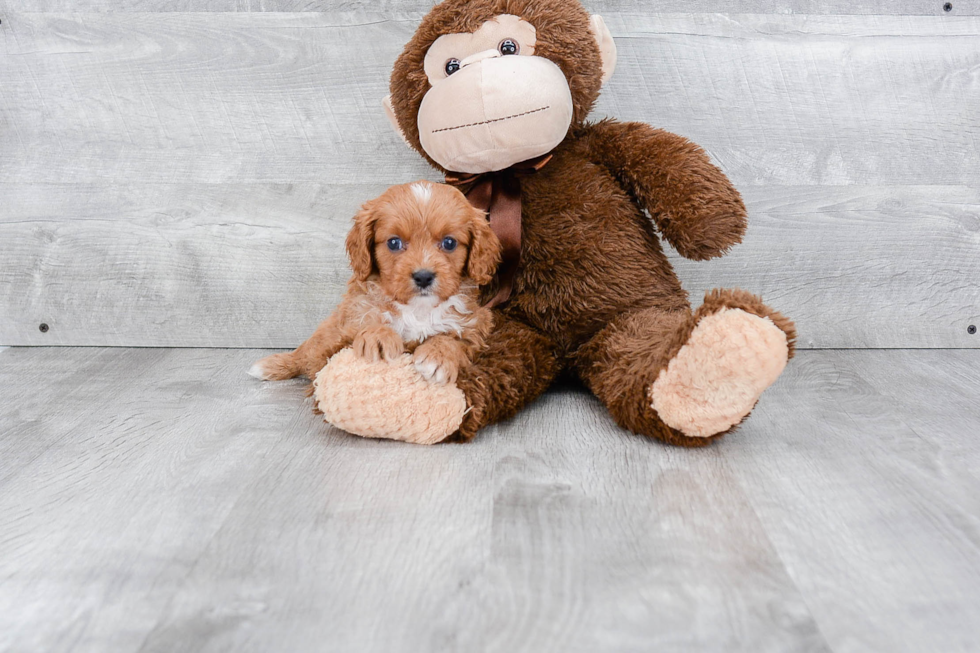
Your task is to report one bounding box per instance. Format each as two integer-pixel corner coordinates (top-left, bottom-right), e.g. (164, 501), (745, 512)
(586, 119), (747, 261)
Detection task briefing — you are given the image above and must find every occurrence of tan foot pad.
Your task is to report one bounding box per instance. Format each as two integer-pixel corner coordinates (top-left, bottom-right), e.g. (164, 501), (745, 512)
(649, 308), (789, 438)
(313, 348), (466, 445)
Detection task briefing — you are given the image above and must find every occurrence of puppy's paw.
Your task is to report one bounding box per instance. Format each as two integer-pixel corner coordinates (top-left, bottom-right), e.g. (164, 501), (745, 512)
(413, 338), (463, 385)
(352, 326), (404, 362)
(249, 352), (299, 381)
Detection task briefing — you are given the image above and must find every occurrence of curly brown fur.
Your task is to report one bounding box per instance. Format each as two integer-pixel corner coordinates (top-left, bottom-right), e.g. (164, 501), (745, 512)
(454, 312), (560, 441)
(573, 307), (701, 447)
(574, 289), (795, 446)
(389, 1), (795, 446)
(585, 120), (747, 260)
(253, 181), (499, 385)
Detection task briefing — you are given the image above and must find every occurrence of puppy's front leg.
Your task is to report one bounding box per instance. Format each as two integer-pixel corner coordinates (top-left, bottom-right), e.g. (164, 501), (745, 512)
(352, 325), (405, 362)
(251, 310), (347, 381)
(412, 335), (467, 385)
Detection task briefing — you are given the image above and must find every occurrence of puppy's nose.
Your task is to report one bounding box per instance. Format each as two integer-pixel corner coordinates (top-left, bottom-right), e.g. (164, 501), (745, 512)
(412, 269), (435, 289)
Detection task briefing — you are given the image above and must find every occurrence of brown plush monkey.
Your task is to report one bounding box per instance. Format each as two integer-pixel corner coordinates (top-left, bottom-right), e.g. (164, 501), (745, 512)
(314, 0), (796, 446)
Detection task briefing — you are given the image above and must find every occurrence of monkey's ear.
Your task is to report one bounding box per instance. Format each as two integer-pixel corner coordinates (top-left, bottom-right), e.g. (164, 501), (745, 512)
(346, 200), (380, 282)
(589, 15), (617, 85)
(382, 95), (410, 147)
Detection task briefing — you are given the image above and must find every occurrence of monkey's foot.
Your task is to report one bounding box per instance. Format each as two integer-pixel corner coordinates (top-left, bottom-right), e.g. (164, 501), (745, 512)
(313, 348), (466, 445)
(649, 307), (789, 438)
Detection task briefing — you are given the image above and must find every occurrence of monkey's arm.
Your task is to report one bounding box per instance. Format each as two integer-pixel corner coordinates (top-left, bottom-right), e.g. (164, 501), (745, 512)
(585, 119), (746, 260)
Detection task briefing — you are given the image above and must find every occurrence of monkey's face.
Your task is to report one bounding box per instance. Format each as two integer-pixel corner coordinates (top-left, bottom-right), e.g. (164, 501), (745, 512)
(417, 15), (572, 174)
(386, 7), (617, 175)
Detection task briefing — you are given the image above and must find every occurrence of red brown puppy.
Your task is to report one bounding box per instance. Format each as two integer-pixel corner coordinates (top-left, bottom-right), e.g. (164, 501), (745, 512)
(251, 181), (499, 388)
(319, 0), (796, 446)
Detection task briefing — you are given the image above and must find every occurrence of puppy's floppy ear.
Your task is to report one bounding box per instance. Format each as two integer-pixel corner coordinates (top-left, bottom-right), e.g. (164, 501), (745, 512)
(345, 198), (381, 281)
(465, 207), (502, 286)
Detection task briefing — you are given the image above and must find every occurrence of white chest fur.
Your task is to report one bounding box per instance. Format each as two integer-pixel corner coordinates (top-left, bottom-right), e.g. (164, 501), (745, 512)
(384, 295), (472, 343)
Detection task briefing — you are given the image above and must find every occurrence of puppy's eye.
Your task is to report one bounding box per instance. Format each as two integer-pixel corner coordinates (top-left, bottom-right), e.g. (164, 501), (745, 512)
(387, 237), (403, 251)
(440, 236), (457, 252)
(445, 58), (461, 75)
(498, 39), (519, 56)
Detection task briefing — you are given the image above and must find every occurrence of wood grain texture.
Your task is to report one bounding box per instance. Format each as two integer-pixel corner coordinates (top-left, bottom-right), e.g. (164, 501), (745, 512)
(1, 11), (978, 348)
(1, 184), (977, 348)
(0, 12), (425, 186)
(597, 13), (980, 187)
(0, 348), (323, 652)
(1, 1), (978, 14)
(1, 12), (978, 186)
(1, 347), (979, 651)
(0, 182), (381, 347)
(725, 349), (980, 653)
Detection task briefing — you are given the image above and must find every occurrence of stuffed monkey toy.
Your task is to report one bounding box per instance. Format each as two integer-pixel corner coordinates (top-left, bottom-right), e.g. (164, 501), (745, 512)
(313, 0), (796, 446)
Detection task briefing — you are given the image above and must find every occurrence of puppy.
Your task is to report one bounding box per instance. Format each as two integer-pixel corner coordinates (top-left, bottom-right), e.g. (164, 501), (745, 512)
(250, 181), (501, 386)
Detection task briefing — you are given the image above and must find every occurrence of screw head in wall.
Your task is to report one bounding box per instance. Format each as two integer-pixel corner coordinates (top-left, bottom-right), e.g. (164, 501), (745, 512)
(944, 2), (953, 11)
(39, 323), (49, 333)
(969, 325), (977, 335)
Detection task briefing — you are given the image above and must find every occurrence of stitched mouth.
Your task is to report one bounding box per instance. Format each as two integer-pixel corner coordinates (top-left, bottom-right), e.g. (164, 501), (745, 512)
(432, 106), (550, 134)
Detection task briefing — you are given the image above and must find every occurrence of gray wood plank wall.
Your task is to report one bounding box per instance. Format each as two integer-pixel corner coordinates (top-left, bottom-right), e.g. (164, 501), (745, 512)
(2, 1), (979, 14)
(1, 6), (978, 347)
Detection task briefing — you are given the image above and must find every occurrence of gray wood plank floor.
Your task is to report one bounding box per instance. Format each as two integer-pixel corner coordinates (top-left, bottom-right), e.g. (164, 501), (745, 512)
(1, 347), (978, 652)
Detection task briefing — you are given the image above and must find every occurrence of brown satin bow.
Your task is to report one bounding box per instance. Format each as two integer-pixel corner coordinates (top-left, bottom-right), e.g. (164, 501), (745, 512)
(445, 153), (552, 308)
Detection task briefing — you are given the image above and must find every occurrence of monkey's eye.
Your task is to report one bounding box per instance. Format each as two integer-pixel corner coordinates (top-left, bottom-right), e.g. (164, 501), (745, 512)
(440, 236), (458, 252)
(445, 58), (461, 75)
(387, 237), (403, 251)
(498, 39), (519, 56)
